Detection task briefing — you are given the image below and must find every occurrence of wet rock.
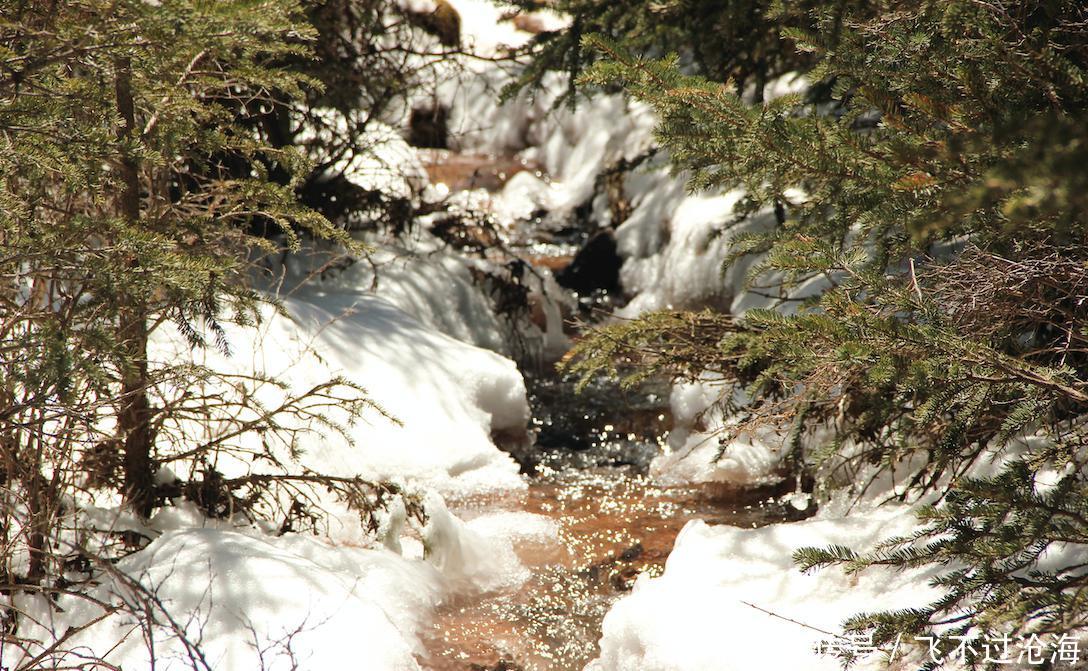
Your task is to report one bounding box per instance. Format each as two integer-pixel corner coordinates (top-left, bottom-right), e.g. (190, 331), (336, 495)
(610, 567), (640, 592)
(491, 426), (537, 475)
(505, 11), (550, 35)
(469, 659), (524, 671)
(409, 105), (450, 149)
(419, 150), (539, 192)
(618, 542), (643, 562)
(555, 231), (622, 296)
(431, 214), (501, 253)
(579, 542), (648, 593)
(405, 0), (461, 48)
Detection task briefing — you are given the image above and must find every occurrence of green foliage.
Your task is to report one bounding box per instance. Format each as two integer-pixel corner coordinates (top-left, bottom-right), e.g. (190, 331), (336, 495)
(560, 0), (1088, 657)
(0, 0), (385, 613)
(502, 0), (858, 105)
(582, 2), (1088, 250)
(805, 462), (1088, 666)
(563, 310), (749, 389)
(281, 0), (459, 229)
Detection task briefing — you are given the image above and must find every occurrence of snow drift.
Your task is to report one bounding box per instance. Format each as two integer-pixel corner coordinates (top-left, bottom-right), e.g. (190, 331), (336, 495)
(587, 505), (942, 671)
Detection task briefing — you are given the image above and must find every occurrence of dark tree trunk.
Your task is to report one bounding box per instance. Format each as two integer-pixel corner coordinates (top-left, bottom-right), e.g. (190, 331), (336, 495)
(114, 58), (155, 518)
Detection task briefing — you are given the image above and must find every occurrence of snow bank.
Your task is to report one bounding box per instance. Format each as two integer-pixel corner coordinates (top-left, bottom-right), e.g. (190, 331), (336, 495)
(35, 528), (444, 671)
(157, 287), (528, 504)
(616, 185), (779, 317)
(587, 505), (942, 671)
(15, 492), (534, 669)
(287, 236), (514, 356)
(447, 0), (564, 57)
(651, 377), (785, 486)
(282, 229), (570, 364)
(11, 480), (538, 671)
(9, 267), (539, 667)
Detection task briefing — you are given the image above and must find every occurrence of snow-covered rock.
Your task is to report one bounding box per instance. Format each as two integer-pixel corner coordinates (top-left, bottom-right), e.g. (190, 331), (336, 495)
(648, 377), (785, 487)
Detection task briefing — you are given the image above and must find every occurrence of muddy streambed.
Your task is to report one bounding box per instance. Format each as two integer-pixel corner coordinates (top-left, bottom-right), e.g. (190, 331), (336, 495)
(417, 375), (803, 671)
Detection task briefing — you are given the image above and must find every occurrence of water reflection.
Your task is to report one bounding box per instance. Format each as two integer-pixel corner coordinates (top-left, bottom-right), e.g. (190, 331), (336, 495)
(419, 471), (797, 670)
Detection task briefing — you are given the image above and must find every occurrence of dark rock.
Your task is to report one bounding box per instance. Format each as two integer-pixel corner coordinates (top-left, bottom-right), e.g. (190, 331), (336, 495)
(408, 105), (449, 149)
(470, 659), (525, 671)
(610, 567), (639, 592)
(555, 230), (622, 296)
(618, 542), (644, 562)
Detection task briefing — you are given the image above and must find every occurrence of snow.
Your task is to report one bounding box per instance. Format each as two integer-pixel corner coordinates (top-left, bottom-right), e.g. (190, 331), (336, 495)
(179, 288), (527, 499)
(587, 504), (943, 671)
(5, 241), (539, 665)
(439, 64), (813, 322)
(445, 0), (529, 56)
(8, 268), (536, 667)
(9, 5), (942, 670)
(288, 236), (515, 355)
(300, 113), (429, 202)
(17, 527), (443, 670)
(421, 491), (538, 592)
(649, 377), (785, 486)
(444, 72), (656, 217)
(463, 510), (560, 545)
(616, 187), (778, 317)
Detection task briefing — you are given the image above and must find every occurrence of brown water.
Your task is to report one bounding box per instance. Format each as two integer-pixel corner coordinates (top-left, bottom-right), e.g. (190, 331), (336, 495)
(417, 470), (796, 671)
(409, 151), (802, 670)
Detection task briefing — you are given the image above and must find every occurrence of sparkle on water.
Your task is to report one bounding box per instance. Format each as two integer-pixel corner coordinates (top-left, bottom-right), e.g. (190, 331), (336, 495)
(418, 469), (793, 671)
(402, 153), (802, 668)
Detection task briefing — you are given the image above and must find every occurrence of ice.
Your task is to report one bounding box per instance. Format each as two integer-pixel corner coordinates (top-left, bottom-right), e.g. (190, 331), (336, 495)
(464, 510), (560, 545)
(421, 491), (530, 592)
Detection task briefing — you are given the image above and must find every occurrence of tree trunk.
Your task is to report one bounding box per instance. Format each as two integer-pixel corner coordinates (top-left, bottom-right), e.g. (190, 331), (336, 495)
(114, 57), (155, 518)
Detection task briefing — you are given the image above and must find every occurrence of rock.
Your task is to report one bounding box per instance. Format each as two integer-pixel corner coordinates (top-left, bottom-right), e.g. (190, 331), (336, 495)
(555, 231), (622, 296)
(408, 105), (449, 149)
(618, 542), (644, 562)
(470, 659), (525, 671)
(511, 13), (547, 35)
(405, 0), (461, 48)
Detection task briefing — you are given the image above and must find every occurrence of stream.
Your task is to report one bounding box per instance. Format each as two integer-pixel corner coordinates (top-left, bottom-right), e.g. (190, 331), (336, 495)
(416, 374), (802, 671)
(412, 151), (803, 671)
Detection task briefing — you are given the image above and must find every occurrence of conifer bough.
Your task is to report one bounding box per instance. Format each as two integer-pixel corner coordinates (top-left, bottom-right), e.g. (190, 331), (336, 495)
(561, 0), (1088, 663)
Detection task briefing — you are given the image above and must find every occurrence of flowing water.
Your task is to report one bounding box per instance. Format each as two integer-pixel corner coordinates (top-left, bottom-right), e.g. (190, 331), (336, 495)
(412, 152), (806, 670)
(416, 375), (803, 671)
